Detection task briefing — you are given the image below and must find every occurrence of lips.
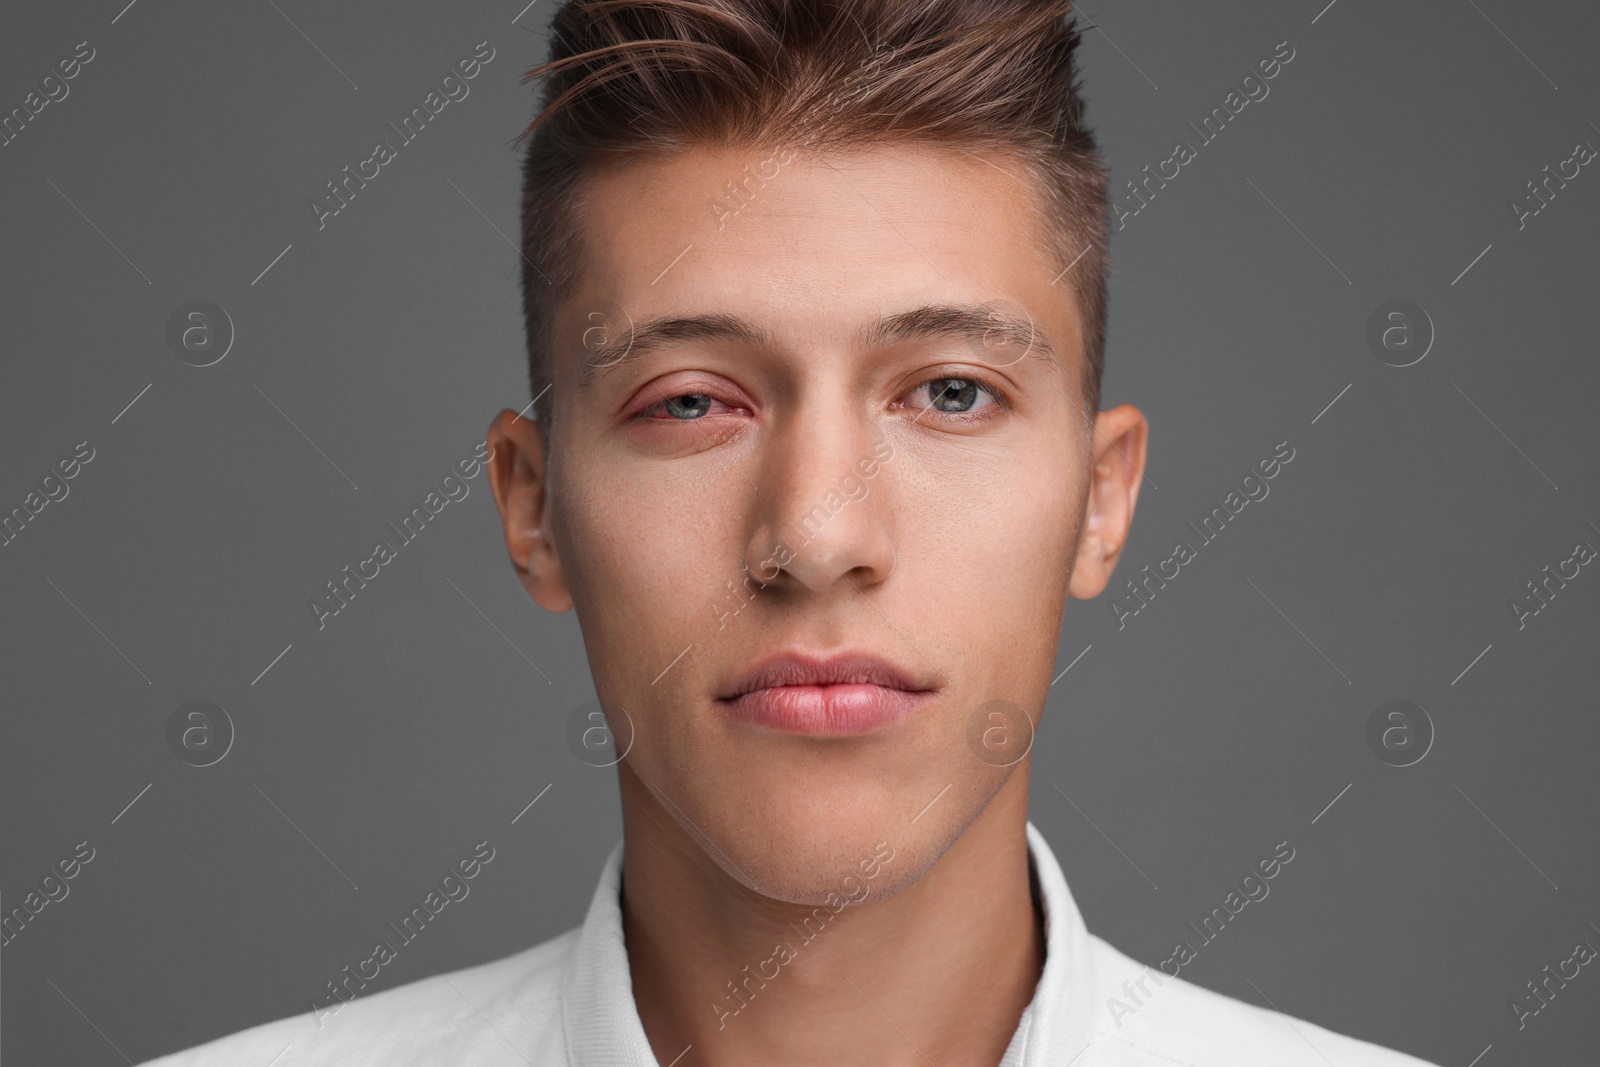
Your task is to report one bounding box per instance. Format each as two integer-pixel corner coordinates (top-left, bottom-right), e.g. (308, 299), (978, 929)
(717, 652), (938, 737)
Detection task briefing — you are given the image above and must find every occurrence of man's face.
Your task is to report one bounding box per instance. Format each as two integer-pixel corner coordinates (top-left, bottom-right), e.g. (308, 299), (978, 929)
(491, 143), (1143, 903)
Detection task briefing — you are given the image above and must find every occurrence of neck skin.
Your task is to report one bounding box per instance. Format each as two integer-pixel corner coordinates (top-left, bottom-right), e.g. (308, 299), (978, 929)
(619, 763), (1044, 1067)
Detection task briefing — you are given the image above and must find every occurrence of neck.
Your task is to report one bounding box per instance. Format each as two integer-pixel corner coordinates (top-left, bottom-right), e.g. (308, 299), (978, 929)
(619, 765), (1044, 1067)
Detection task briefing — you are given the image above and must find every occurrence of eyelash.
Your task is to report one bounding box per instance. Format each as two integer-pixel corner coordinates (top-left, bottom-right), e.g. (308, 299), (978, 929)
(630, 374), (1012, 423)
(633, 386), (745, 422)
(899, 376), (1010, 423)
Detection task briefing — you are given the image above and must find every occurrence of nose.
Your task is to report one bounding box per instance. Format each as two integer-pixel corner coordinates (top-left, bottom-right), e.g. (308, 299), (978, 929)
(744, 405), (896, 597)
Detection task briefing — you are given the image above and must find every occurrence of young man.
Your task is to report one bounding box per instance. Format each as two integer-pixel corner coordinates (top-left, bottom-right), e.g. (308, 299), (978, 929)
(143, 1), (1438, 1064)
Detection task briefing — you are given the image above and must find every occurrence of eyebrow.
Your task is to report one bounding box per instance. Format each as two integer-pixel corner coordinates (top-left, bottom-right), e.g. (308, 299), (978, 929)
(576, 302), (1058, 387)
(579, 312), (772, 387)
(861, 303), (1057, 369)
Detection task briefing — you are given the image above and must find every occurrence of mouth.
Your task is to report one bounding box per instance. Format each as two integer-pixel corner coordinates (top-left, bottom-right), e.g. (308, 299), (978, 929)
(716, 651), (939, 737)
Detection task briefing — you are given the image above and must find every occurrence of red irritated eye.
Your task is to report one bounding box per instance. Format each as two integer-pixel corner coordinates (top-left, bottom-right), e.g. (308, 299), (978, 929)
(635, 389), (745, 421)
(648, 393), (713, 420)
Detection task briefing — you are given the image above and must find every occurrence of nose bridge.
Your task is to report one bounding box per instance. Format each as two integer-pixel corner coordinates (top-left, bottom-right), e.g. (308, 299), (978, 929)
(746, 384), (894, 593)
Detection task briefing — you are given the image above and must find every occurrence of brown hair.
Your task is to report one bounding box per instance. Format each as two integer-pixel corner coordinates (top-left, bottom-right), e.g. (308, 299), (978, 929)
(517, 0), (1109, 432)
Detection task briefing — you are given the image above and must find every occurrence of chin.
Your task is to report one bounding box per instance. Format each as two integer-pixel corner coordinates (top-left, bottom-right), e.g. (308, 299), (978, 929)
(682, 758), (1010, 907)
(614, 657), (1034, 903)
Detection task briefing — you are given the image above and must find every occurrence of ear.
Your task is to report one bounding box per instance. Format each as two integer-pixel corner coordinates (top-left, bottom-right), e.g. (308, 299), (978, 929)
(486, 409), (573, 613)
(1068, 404), (1149, 600)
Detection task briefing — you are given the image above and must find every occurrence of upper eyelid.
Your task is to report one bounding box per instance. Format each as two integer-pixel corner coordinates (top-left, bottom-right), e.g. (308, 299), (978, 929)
(626, 374), (744, 416)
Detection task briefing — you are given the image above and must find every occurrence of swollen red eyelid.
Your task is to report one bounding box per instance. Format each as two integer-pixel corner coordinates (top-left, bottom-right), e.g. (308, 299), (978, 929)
(635, 393), (749, 421)
(629, 372), (750, 409)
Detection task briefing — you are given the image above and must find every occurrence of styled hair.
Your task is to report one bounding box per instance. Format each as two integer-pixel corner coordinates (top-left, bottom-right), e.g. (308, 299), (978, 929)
(517, 0), (1109, 433)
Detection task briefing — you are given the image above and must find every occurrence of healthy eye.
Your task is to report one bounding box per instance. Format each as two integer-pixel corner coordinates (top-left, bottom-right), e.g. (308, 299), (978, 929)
(907, 378), (998, 415)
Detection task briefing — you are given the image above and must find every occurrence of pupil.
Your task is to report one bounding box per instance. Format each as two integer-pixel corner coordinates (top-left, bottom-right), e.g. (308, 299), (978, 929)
(932, 379), (977, 412)
(666, 394), (712, 419)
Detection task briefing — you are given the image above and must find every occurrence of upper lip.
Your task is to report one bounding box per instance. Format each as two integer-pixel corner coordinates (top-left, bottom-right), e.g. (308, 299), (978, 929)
(717, 651), (937, 701)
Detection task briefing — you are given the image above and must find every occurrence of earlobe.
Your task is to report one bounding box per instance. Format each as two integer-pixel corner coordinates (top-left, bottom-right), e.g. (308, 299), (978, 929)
(486, 409), (574, 613)
(1067, 404), (1148, 601)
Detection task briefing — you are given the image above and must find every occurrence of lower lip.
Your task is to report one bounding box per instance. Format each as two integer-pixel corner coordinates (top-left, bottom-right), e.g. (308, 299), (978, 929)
(721, 684), (932, 736)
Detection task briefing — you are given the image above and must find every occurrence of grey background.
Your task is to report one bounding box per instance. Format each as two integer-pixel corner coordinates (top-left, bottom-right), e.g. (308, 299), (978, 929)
(1, 1), (1596, 1064)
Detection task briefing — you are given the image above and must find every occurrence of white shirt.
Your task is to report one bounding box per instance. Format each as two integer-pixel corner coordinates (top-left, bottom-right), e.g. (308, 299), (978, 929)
(142, 823), (1438, 1066)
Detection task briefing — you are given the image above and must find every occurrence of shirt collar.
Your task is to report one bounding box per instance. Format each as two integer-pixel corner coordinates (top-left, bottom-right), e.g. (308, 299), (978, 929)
(562, 820), (1097, 1066)
(1004, 820), (1099, 1064)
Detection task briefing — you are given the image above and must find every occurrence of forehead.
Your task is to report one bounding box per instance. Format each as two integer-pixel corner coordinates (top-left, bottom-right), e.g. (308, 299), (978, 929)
(564, 142), (1081, 365)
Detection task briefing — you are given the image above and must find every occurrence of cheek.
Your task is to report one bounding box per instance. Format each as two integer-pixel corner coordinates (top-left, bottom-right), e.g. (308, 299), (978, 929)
(883, 449), (1080, 704)
(899, 448), (1081, 593)
(551, 452), (736, 634)
(984, 480), (1080, 642)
